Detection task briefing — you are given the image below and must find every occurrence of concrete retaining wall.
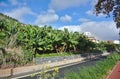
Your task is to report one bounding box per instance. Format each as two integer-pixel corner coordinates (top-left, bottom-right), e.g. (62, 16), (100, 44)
(0, 57), (85, 78)
(35, 54), (82, 64)
(0, 52), (109, 78)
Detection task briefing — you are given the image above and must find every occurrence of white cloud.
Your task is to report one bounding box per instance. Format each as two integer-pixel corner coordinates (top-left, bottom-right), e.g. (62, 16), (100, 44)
(81, 21), (119, 40)
(78, 18), (91, 23)
(91, 0), (98, 6)
(58, 21), (119, 40)
(86, 0), (106, 18)
(49, 0), (89, 10)
(59, 25), (81, 32)
(86, 10), (94, 16)
(35, 9), (59, 25)
(9, 0), (18, 5)
(86, 10), (105, 17)
(60, 14), (72, 22)
(4, 7), (35, 21)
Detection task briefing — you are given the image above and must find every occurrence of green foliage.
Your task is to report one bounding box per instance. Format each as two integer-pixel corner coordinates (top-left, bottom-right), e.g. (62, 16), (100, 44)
(95, 0), (120, 28)
(96, 41), (106, 52)
(77, 34), (96, 52)
(0, 14), (103, 55)
(30, 66), (59, 79)
(36, 52), (73, 58)
(0, 13), (19, 22)
(95, 41), (120, 52)
(15, 23), (97, 54)
(22, 49), (34, 64)
(0, 13), (119, 68)
(104, 42), (118, 52)
(65, 53), (120, 79)
(0, 52), (24, 67)
(0, 49), (34, 68)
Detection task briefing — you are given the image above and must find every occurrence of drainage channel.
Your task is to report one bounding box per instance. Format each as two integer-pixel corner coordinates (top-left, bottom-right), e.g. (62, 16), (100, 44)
(10, 56), (106, 79)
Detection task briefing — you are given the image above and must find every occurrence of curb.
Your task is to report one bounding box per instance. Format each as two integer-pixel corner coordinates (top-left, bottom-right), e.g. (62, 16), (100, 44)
(105, 61), (120, 79)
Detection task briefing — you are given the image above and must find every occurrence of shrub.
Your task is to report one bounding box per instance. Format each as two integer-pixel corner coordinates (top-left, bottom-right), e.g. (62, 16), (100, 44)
(65, 53), (120, 79)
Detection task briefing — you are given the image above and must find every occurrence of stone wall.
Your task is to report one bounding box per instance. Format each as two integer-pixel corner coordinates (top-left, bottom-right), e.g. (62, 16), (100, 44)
(35, 54), (82, 64)
(34, 53), (103, 64)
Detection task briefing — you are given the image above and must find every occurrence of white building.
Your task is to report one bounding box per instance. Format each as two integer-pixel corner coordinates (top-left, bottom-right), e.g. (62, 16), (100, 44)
(84, 32), (92, 37)
(84, 32), (97, 42)
(113, 40), (120, 44)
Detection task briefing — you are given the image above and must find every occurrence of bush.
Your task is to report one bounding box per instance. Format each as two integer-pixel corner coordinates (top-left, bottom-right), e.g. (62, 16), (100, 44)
(65, 53), (120, 79)
(22, 50), (34, 64)
(0, 49), (34, 68)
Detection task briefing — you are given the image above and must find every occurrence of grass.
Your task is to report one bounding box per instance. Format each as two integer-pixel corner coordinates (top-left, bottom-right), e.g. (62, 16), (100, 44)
(64, 52), (120, 79)
(35, 50), (103, 58)
(36, 52), (74, 58)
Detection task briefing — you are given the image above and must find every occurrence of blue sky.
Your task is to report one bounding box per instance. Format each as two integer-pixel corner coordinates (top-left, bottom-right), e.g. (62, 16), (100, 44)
(0, 0), (119, 40)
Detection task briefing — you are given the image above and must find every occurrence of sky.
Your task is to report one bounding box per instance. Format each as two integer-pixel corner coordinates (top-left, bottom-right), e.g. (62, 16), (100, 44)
(0, 0), (119, 41)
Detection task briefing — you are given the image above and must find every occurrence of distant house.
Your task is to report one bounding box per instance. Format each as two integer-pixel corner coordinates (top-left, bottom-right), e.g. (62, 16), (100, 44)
(113, 40), (120, 44)
(84, 32), (92, 37)
(88, 37), (97, 42)
(84, 32), (97, 42)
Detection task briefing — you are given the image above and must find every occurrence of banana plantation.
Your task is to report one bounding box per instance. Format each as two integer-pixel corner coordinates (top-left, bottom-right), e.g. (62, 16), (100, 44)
(0, 14), (119, 68)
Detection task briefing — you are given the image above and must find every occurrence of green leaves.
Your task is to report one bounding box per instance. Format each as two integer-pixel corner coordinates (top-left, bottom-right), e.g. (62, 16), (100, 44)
(0, 32), (6, 37)
(1, 17), (117, 56)
(95, 0), (120, 28)
(38, 47), (43, 51)
(65, 53), (120, 79)
(0, 19), (98, 54)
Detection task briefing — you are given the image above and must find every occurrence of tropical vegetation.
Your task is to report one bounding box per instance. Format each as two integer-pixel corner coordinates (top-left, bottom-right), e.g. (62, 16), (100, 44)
(0, 13), (119, 68)
(64, 53), (120, 79)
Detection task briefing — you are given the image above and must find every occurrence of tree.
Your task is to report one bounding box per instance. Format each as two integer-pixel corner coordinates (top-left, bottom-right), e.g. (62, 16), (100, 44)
(104, 42), (116, 52)
(95, 0), (120, 28)
(0, 19), (19, 48)
(96, 41), (106, 52)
